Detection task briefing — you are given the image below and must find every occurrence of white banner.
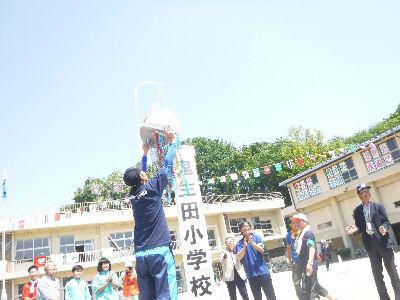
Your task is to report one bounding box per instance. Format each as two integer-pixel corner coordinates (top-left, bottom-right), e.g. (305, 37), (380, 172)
(175, 146), (216, 298)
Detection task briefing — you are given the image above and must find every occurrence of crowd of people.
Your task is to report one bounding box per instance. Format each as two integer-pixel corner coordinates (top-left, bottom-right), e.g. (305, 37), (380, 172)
(18, 127), (400, 300)
(22, 259), (139, 300)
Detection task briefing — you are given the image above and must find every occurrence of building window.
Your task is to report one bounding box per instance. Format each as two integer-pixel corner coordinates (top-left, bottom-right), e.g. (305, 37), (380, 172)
(109, 232), (133, 250)
(170, 230), (179, 250)
(325, 158), (358, 189)
(253, 217), (273, 235)
(362, 138), (400, 174)
(15, 237), (50, 260)
(207, 229), (217, 248)
(293, 174), (321, 203)
(176, 265), (187, 292)
(317, 221), (333, 230)
(60, 235), (75, 254)
(228, 218), (247, 233)
(17, 284), (24, 299)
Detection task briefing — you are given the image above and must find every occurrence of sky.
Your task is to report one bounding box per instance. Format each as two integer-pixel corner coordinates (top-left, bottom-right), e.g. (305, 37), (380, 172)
(1, 0), (399, 211)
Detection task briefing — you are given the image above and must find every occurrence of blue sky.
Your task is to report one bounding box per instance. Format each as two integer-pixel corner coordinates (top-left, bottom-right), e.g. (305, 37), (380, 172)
(1, 0), (399, 209)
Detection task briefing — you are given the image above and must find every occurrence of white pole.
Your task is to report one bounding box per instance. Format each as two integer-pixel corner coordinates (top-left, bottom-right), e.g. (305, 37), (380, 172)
(1, 166), (7, 300)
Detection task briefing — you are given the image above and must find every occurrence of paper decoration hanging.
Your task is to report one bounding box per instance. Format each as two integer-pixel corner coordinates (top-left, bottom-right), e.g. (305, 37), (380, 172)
(309, 155), (316, 161)
(230, 173), (238, 181)
(347, 144), (357, 153)
(253, 168), (260, 178)
(297, 158), (304, 167)
(274, 163), (282, 172)
(286, 160), (294, 169)
(242, 171), (250, 179)
(328, 150), (336, 158)
(263, 166), (271, 175)
(220, 176), (226, 183)
(208, 178), (215, 185)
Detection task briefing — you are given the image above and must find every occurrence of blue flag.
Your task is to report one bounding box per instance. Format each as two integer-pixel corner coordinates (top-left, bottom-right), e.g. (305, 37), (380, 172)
(2, 179), (6, 199)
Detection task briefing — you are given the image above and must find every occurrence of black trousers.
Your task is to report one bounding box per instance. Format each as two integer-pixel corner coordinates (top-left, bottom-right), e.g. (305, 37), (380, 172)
(248, 274), (276, 300)
(226, 268), (249, 300)
(367, 235), (400, 300)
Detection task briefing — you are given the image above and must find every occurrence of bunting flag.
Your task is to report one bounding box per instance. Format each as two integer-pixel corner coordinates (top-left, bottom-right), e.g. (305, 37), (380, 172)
(328, 150), (336, 158)
(253, 168), (260, 177)
(347, 144), (357, 153)
(297, 158), (304, 167)
(263, 166), (271, 175)
(274, 163), (282, 172)
(200, 140), (377, 186)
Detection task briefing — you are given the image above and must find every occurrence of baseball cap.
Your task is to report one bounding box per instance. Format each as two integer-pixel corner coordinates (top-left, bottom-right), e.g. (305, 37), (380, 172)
(292, 213), (308, 223)
(356, 183), (371, 193)
(123, 167), (141, 188)
(125, 262), (133, 268)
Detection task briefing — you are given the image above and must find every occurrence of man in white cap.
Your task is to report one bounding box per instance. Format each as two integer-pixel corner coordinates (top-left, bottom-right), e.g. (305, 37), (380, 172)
(292, 213), (334, 300)
(119, 262), (139, 300)
(346, 183), (400, 300)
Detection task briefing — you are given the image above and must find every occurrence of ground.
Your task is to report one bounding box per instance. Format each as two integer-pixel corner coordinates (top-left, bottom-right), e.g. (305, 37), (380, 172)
(179, 253), (400, 299)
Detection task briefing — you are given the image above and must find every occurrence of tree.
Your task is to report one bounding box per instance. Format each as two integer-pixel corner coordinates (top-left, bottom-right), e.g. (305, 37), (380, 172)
(72, 104), (400, 206)
(73, 171), (130, 203)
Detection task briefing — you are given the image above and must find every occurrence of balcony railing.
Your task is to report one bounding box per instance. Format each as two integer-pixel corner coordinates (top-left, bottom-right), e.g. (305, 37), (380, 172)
(0, 192), (284, 231)
(6, 247), (134, 275)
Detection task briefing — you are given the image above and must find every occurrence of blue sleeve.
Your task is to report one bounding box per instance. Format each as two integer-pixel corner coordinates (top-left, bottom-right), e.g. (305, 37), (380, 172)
(141, 155), (148, 172)
(253, 234), (262, 243)
(235, 241), (243, 254)
(162, 143), (178, 173)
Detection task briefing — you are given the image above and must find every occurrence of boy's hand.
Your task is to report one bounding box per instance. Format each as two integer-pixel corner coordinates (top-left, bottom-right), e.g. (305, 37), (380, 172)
(142, 143), (150, 155)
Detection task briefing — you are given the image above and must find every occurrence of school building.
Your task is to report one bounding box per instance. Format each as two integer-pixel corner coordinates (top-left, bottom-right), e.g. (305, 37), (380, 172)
(1, 192), (286, 299)
(280, 125), (400, 254)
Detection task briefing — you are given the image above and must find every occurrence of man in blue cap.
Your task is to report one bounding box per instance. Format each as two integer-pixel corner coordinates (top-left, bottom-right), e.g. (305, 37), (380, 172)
(123, 132), (178, 300)
(346, 183), (400, 300)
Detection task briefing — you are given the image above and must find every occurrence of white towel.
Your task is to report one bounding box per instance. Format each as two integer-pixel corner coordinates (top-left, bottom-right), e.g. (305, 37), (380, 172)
(295, 225), (311, 255)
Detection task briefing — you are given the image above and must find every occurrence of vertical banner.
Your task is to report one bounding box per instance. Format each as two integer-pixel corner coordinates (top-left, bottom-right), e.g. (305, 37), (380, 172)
(175, 146), (216, 298)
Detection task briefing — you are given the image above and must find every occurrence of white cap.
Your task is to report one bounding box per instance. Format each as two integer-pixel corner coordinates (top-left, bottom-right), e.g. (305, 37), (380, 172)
(292, 213), (308, 223)
(125, 262), (133, 268)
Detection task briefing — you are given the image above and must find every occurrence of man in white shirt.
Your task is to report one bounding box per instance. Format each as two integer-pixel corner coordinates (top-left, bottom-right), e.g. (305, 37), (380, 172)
(37, 261), (60, 300)
(220, 237), (249, 300)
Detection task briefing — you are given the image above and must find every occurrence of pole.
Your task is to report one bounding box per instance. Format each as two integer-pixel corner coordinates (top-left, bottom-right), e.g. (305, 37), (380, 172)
(1, 166), (7, 300)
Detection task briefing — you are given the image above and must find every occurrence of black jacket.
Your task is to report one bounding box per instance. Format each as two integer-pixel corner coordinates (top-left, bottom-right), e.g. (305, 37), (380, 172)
(353, 201), (396, 251)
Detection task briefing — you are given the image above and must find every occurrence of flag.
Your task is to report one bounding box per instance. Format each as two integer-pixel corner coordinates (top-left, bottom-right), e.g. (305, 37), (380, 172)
(230, 173), (238, 181)
(297, 158), (304, 167)
(252, 168), (260, 178)
(19, 219), (25, 229)
(220, 176), (226, 183)
(1, 178), (5, 199)
(2, 167), (6, 199)
(347, 144), (357, 153)
(263, 166), (271, 175)
(328, 150), (336, 158)
(286, 160), (294, 169)
(242, 171), (250, 179)
(274, 163), (282, 172)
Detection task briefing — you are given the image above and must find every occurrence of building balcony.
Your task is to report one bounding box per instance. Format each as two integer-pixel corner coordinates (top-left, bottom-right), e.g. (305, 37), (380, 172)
(1, 193), (285, 232)
(5, 247), (135, 280)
